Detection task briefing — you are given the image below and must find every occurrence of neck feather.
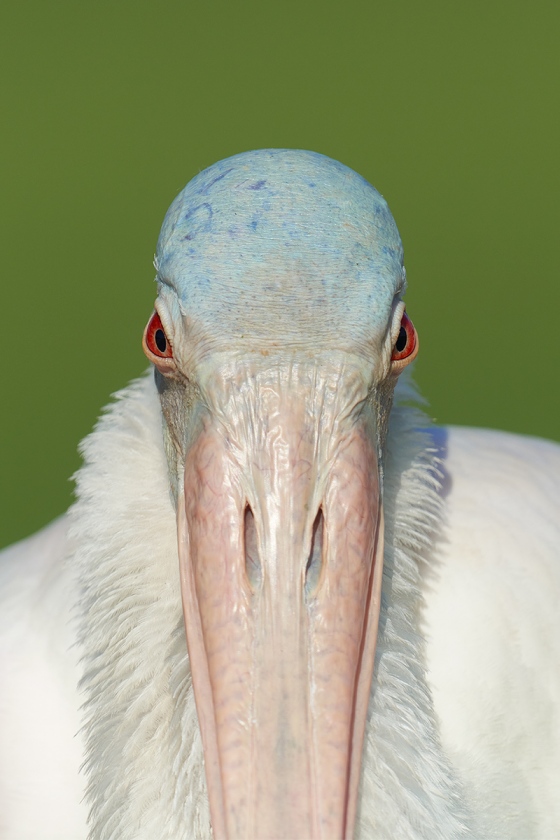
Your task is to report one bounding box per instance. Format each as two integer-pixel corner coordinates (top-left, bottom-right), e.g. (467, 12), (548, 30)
(70, 370), (470, 840)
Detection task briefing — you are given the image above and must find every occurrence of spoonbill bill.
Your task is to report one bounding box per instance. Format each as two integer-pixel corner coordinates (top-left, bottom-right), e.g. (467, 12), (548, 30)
(1, 149), (559, 840)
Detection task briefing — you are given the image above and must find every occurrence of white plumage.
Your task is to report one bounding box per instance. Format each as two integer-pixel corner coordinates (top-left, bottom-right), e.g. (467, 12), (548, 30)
(1, 373), (559, 838)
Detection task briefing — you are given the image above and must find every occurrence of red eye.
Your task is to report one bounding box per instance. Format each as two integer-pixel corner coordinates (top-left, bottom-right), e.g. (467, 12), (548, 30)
(391, 311), (417, 362)
(144, 311), (173, 358)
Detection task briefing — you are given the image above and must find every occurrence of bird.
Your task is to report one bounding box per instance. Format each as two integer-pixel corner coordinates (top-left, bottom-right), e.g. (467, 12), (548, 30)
(1, 149), (559, 840)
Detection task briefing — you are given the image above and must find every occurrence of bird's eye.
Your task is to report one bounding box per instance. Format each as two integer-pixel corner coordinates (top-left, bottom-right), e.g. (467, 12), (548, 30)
(391, 311), (417, 365)
(143, 311), (173, 359)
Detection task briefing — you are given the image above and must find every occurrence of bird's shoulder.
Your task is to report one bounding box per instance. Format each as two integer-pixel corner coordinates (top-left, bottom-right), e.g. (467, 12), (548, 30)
(0, 516), (75, 647)
(438, 423), (560, 512)
(0, 517), (87, 838)
(421, 425), (560, 838)
(428, 425), (560, 622)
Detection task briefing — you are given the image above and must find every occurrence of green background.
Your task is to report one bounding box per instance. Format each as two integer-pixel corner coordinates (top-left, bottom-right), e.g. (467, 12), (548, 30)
(1, 1), (558, 548)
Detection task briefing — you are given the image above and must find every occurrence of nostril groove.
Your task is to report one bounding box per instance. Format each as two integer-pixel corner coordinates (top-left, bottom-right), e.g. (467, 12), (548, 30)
(305, 508), (324, 597)
(244, 504), (262, 590)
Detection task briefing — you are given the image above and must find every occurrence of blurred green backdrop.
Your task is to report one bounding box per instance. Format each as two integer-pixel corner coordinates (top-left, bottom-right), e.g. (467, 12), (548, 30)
(1, 1), (558, 548)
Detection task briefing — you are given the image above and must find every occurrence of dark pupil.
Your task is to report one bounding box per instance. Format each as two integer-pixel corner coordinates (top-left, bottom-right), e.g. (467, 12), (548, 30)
(155, 328), (167, 353)
(395, 325), (407, 352)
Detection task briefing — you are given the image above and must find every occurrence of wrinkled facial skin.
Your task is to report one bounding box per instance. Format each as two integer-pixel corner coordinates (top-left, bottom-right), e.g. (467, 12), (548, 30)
(145, 150), (415, 839)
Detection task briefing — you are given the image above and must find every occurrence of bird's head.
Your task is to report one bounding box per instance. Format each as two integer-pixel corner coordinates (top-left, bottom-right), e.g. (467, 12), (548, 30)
(142, 150), (418, 839)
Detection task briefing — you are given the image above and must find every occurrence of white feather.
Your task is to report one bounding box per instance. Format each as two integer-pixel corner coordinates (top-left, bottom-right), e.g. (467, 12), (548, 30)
(1, 371), (559, 838)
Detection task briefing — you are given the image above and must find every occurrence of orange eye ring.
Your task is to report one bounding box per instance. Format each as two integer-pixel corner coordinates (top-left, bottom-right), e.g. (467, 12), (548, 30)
(144, 311), (173, 359)
(391, 311), (417, 363)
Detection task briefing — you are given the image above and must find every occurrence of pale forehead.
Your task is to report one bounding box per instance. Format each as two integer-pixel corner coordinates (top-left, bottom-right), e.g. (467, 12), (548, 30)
(156, 149), (404, 352)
